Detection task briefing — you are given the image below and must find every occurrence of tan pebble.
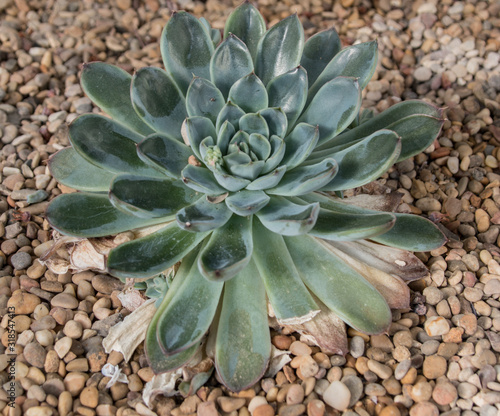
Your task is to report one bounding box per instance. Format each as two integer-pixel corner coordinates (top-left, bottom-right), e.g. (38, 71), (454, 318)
(422, 355), (447, 379)
(286, 384), (304, 405)
(13, 315), (31, 332)
(322, 381), (350, 411)
(306, 400), (324, 416)
(298, 355), (319, 378)
(248, 397), (268, 414)
(254, 405), (275, 416)
(379, 405), (401, 416)
(289, 341), (312, 356)
(110, 381), (129, 401)
(51, 293), (78, 309)
(410, 381), (432, 402)
(137, 367), (155, 382)
(54, 337), (72, 359)
(64, 372), (88, 395)
(432, 381), (457, 405)
(66, 358), (89, 372)
(25, 406), (54, 416)
(355, 357), (369, 374)
(197, 400), (220, 416)
(181, 395), (201, 413)
(44, 350), (60, 373)
(442, 327), (464, 343)
(400, 367), (417, 384)
(475, 208), (490, 233)
(424, 316), (450, 336)
(128, 374), (143, 392)
(409, 401), (439, 416)
(8, 291), (41, 314)
(272, 335), (292, 350)
(278, 404), (306, 416)
(63, 320), (83, 339)
(58, 391), (73, 416)
(367, 360), (393, 379)
(80, 386), (99, 408)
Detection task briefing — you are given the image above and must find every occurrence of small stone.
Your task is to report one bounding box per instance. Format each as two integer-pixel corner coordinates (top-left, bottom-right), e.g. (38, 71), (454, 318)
(54, 337), (72, 359)
(342, 375), (363, 407)
(306, 400), (324, 416)
(422, 355), (447, 379)
(64, 320), (83, 339)
(8, 291), (41, 314)
(422, 287), (443, 305)
(394, 359), (411, 380)
(254, 404), (275, 416)
(58, 391), (73, 416)
(92, 275), (124, 294)
(424, 316), (450, 336)
(411, 381), (432, 402)
(217, 397), (245, 412)
(272, 335), (292, 350)
(414, 67), (432, 82)
(349, 336), (365, 358)
(51, 293), (79, 309)
(11, 251), (32, 269)
(286, 384), (304, 405)
(25, 407), (53, 416)
(379, 405), (401, 416)
(432, 381), (457, 405)
(80, 386), (99, 408)
(484, 278), (500, 295)
(290, 341), (312, 356)
(367, 360), (392, 379)
(198, 401), (220, 416)
(409, 402), (439, 416)
(23, 342), (46, 368)
(365, 383), (386, 396)
(278, 404), (306, 416)
(323, 381), (351, 411)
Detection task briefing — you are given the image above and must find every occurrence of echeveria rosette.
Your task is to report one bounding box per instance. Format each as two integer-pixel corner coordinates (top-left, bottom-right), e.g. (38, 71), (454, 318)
(46, 2), (447, 392)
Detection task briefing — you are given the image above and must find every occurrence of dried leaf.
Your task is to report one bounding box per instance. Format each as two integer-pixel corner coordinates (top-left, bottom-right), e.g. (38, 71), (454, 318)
(101, 363), (128, 388)
(117, 288), (147, 311)
(264, 346), (291, 377)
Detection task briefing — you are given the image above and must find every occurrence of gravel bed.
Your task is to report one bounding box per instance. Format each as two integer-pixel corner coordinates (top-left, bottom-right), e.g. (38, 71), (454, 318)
(1, 0), (500, 415)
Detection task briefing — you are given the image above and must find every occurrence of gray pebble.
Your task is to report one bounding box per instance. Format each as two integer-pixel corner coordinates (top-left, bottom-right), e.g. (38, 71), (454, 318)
(394, 359), (412, 380)
(342, 375), (363, 408)
(11, 251), (32, 270)
(349, 336), (365, 358)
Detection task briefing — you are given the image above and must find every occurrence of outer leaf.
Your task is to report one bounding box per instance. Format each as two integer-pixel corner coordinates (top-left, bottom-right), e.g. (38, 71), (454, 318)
(319, 130), (401, 191)
(183, 116), (217, 160)
(258, 108), (288, 138)
(186, 78), (225, 124)
(300, 28), (342, 87)
(266, 158), (338, 196)
(49, 147), (114, 192)
(285, 235), (392, 335)
(198, 215), (253, 281)
(307, 41), (378, 104)
(246, 165), (287, 191)
(46, 193), (165, 238)
(215, 260), (271, 392)
(210, 35), (254, 98)
(181, 165), (227, 195)
(281, 123), (319, 169)
(223, 2), (266, 60)
(176, 196), (233, 232)
(228, 73), (268, 113)
(256, 196), (319, 236)
(109, 175), (197, 219)
(255, 14), (304, 86)
(225, 190), (270, 216)
(157, 259), (223, 355)
(161, 11), (214, 94)
(253, 218), (318, 321)
(267, 66), (308, 130)
(131, 67), (186, 139)
(298, 76), (361, 145)
(80, 62), (153, 136)
(69, 114), (161, 178)
(138, 133), (193, 178)
(107, 222), (209, 278)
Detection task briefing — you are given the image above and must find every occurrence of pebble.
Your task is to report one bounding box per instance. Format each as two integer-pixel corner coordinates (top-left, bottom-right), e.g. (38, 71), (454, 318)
(51, 293), (79, 309)
(349, 336), (365, 358)
(23, 342), (46, 368)
(80, 386), (99, 408)
(8, 291), (41, 314)
(422, 355), (448, 379)
(424, 316), (450, 336)
(342, 375), (363, 407)
(11, 251), (32, 269)
(322, 381), (351, 411)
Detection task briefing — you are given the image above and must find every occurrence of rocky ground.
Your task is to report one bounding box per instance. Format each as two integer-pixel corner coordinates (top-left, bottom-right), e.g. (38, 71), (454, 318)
(1, 0), (500, 415)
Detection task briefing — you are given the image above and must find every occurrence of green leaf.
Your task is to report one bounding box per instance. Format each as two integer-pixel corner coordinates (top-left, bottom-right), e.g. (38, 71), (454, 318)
(198, 214), (253, 281)
(215, 259), (271, 392)
(217, 120), (236, 154)
(225, 190), (270, 216)
(307, 40), (378, 103)
(157, 258), (223, 355)
(282, 123), (319, 169)
(131, 67), (187, 139)
(258, 108), (288, 138)
(253, 218), (318, 320)
(238, 113), (269, 136)
(224, 157), (265, 181)
(137, 133), (192, 179)
(300, 28), (341, 87)
(371, 213), (447, 252)
(319, 129), (401, 191)
(176, 196), (233, 232)
(69, 114), (161, 178)
(181, 165), (227, 195)
(246, 165), (287, 191)
(256, 196), (319, 236)
(109, 174), (197, 219)
(224, 1), (266, 60)
(266, 158), (338, 196)
(267, 66), (308, 130)
(285, 235), (392, 334)
(49, 147), (115, 192)
(248, 133), (271, 160)
(228, 73), (268, 113)
(255, 14), (304, 86)
(261, 136), (285, 174)
(213, 165), (251, 192)
(298, 76), (361, 145)
(215, 101), (246, 133)
(107, 222), (210, 278)
(161, 11), (214, 94)
(80, 62), (154, 136)
(183, 116), (217, 160)
(210, 34), (254, 98)
(46, 193), (165, 238)
(186, 78), (225, 124)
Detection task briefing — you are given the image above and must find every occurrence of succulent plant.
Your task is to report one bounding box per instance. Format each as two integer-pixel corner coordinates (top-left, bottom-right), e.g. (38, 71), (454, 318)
(46, 2), (446, 391)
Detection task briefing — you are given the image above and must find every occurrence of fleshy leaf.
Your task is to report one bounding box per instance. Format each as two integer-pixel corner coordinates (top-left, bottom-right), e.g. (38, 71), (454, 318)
(176, 196), (233, 232)
(46, 193), (165, 238)
(215, 101), (246, 133)
(285, 236), (392, 335)
(225, 190), (270, 216)
(131, 67), (186, 139)
(157, 258), (223, 355)
(253, 218), (318, 321)
(181, 165), (227, 195)
(267, 66), (308, 130)
(266, 158), (338, 196)
(213, 165), (251, 192)
(255, 14), (304, 86)
(161, 11), (214, 94)
(281, 123), (319, 169)
(300, 28), (342, 87)
(256, 196), (319, 236)
(217, 120), (236, 154)
(107, 222), (209, 278)
(198, 214), (253, 281)
(307, 40), (378, 103)
(319, 130), (401, 191)
(138, 133), (193, 178)
(298, 76), (361, 145)
(238, 113), (269, 136)
(186, 78), (225, 124)
(248, 134), (271, 160)
(49, 147), (114, 192)
(69, 114), (161, 177)
(80, 62), (154, 136)
(258, 108), (288, 138)
(210, 35), (254, 98)
(224, 156), (265, 181)
(183, 117), (217, 160)
(228, 73), (268, 113)
(109, 175), (197, 219)
(223, 2), (266, 60)
(261, 136), (286, 174)
(246, 165), (287, 191)
(215, 260), (271, 392)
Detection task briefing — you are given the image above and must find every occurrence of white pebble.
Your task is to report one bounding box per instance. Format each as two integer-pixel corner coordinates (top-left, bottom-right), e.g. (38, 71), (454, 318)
(323, 381), (351, 411)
